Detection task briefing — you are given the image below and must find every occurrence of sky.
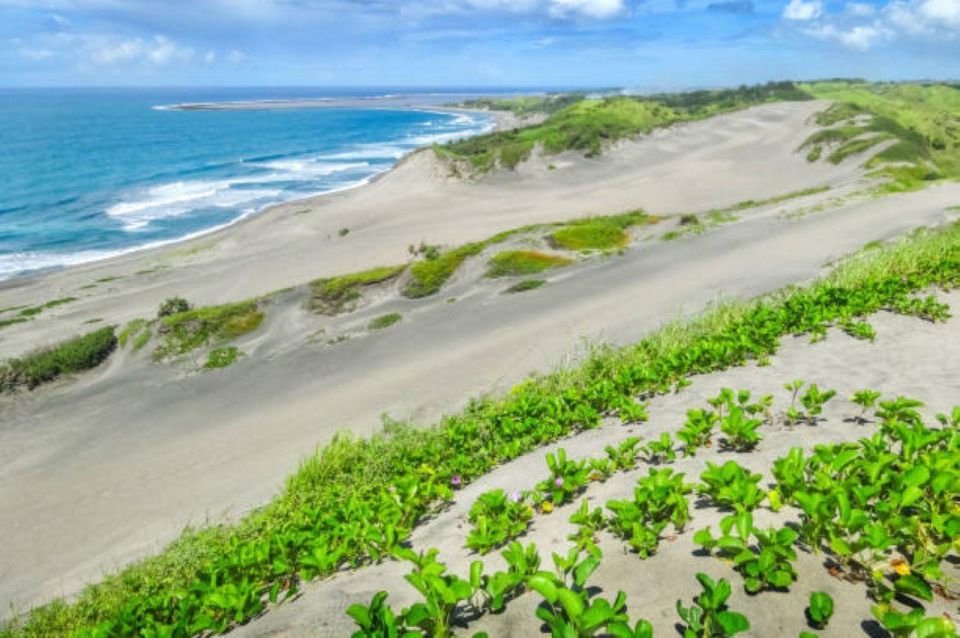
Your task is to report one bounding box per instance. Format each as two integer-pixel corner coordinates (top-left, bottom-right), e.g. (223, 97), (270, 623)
(0, 0), (958, 88)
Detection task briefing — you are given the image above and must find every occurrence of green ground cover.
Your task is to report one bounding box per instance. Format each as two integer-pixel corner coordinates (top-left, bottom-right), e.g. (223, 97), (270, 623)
(5, 219), (957, 638)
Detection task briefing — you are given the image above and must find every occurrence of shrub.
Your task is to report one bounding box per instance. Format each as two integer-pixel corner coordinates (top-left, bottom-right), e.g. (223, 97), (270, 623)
(158, 297), (191, 318)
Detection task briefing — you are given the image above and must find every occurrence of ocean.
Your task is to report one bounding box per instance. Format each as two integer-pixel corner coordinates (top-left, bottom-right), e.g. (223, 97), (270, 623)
(0, 87), (499, 280)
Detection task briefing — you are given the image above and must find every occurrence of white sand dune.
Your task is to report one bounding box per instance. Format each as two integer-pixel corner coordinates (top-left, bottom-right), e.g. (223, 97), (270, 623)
(0, 100), (958, 617)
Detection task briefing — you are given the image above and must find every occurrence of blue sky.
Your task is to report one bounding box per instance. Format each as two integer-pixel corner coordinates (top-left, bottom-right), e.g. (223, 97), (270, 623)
(0, 0), (957, 88)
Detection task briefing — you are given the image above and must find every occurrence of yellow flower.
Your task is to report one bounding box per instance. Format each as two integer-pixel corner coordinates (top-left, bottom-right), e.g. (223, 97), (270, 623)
(891, 558), (910, 576)
(541, 501), (554, 514)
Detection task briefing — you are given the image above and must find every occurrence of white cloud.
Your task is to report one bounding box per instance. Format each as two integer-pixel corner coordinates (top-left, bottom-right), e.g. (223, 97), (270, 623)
(87, 35), (193, 65)
(787, 0), (958, 49)
(845, 2), (876, 16)
(806, 22), (890, 48)
(16, 32), (199, 67)
(226, 49), (246, 62)
(548, 0), (626, 18)
(783, 0), (823, 20)
(204, 50), (217, 64)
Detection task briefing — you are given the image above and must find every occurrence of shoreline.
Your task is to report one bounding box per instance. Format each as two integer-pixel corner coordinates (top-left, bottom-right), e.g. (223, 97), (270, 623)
(0, 105), (506, 290)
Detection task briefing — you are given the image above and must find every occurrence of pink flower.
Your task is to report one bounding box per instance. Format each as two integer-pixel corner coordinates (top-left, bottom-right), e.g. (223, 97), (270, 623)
(451, 475), (462, 487)
(509, 491), (522, 503)
(554, 477), (564, 488)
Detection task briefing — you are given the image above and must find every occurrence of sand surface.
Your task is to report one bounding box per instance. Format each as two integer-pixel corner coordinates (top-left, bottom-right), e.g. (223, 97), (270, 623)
(1, 100), (959, 616)
(234, 291), (960, 637)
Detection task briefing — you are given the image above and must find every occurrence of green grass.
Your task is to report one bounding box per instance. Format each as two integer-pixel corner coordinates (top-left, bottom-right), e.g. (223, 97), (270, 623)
(204, 346), (241, 369)
(4, 220), (957, 638)
(505, 279), (547, 294)
(308, 265), (406, 315)
(485, 251), (572, 278)
(153, 301), (263, 360)
(403, 242), (487, 298)
(441, 82), (812, 172)
(0, 327), (117, 393)
(369, 312), (402, 330)
(802, 81), (960, 190)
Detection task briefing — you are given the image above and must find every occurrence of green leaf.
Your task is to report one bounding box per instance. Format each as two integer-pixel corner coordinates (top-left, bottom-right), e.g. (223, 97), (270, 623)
(717, 610), (751, 635)
(902, 465), (931, 488)
(895, 574), (933, 602)
(527, 573), (559, 604)
(557, 589), (586, 622)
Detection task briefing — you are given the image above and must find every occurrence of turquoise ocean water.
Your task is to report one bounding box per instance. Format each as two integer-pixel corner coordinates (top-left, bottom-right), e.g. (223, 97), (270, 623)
(0, 87), (498, 280)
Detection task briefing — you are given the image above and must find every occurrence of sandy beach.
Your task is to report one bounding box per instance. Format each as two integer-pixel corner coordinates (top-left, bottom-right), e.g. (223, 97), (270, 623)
(1, 98), (959, 619)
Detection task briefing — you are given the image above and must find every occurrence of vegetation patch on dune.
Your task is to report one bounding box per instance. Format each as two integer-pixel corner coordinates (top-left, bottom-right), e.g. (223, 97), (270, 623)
(485, 250), (572, 278)
(440, 82), (813, 172)
(5, 218), (958, 638)
(505, 279), (547, 294)
(802, 81), (960, 191)
(369, 312), (403, 330)
(309, 265), (406, 315)
(0, 326), (117, 393)
(403, 242), (487, 298)
(4, 296), (80, 326)
(550, 210), (658, 251)
(663, 187), (831, 241)
(153, 301), (263, 360)
(402, 210), (657, 297)
(204, 346), (241, 369)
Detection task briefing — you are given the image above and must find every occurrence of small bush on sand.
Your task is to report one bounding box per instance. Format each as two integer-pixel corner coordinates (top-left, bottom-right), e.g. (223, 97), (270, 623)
(158, 297), (191, 318)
